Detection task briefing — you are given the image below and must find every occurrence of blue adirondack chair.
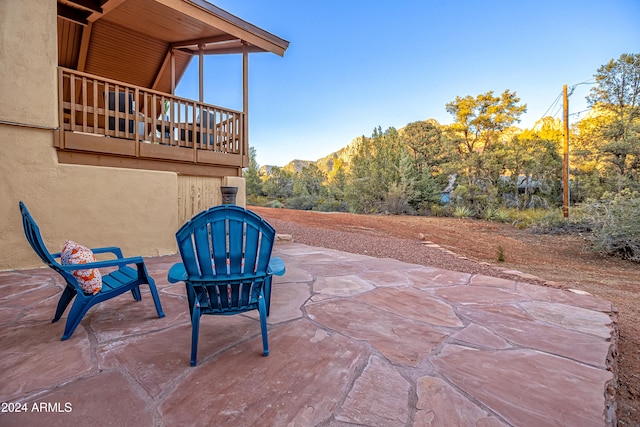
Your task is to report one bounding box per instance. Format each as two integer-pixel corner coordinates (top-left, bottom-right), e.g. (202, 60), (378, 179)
(168, 205), (286, 366)
(19, 202), (165, 340)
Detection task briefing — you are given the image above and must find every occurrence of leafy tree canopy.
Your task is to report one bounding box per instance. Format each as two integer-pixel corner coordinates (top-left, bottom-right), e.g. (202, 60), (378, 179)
(446, 89), (527, 153)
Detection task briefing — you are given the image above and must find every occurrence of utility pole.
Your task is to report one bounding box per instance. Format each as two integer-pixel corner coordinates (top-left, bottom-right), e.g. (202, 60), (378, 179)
(562, 84), (570, 218)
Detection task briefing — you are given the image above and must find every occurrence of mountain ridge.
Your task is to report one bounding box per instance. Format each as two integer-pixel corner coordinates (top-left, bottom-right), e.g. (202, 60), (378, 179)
(259, 136), (363, 176)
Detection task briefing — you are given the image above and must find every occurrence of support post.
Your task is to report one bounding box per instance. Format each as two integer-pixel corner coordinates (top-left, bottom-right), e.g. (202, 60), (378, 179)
(563, 84), (570, 218)
(170, 49), (176, 95)
(198, 44), (204, 103)
(242, 41), (249, 166)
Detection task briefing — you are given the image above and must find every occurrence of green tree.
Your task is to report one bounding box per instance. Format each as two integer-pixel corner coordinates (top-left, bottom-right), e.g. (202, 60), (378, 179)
(572, 110), (611, 200)
(346, 127), (409, 213)
(585, 53), (640, 192)
(243, 146), (264, 200)
(298, 163), (326, 196)
(444, 90), (527, 212)
(384, 150), (418, 214)
(400, 119), (447, 174)
(498, 119), (563, 209)
(445, 90), (527, 156)
(346, 134), (381, 213)
(262, 166), (294, 200)
(287, 163), (328, 210)
(321, 162), (349, 212)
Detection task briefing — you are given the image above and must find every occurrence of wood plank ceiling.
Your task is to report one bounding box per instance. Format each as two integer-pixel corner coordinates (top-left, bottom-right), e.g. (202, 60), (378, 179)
(56, 0), (289, 93)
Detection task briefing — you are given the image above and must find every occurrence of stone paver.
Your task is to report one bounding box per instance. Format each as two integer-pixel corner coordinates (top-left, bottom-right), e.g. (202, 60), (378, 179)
(415, 376), (507, 426)
(336, 355), (411, 426)
(434, 345), (614, 427)
(0, 242), (617, 426)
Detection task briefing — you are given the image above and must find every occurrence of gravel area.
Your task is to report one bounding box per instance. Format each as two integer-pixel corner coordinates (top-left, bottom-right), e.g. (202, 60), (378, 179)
(266, 217), (552, 286)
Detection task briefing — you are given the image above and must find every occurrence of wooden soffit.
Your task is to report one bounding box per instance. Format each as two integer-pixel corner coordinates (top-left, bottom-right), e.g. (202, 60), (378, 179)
(57, 0), (289, 91)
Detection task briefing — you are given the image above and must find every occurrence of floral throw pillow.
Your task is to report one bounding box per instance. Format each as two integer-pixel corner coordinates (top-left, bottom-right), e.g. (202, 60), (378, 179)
(61, 240), (102, 294)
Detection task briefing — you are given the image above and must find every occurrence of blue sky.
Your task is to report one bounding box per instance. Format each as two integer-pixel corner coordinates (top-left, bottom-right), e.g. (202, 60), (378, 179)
(176, 0), (640, 167)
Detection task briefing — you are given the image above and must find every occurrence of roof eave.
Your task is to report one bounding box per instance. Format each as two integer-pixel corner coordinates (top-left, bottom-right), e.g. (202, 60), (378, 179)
(183, 0), (289, 56)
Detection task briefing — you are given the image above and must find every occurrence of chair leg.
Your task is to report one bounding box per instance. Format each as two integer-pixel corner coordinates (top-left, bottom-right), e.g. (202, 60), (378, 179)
(130, 286), (141, 301)
(190, 302), (201, 366)
(145, 278), (165, 318)
(258, 295), (269, 356)
(185, 284), (195, 318)
(61, 296), (93, 340)
(264, 276), (272, 317)
(139, 266), (164, 317)
(52, 284), (76, 323)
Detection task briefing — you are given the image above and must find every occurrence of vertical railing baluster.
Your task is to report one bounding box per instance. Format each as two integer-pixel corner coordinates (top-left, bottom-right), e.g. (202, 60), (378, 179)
(103, 81), (109, 136)
(134, 88), (140, 154)
(92, 78), (98, 133)
(56, 68), (64, 148)
(81, 77), (88, 133)
(69, 73), (76, 132)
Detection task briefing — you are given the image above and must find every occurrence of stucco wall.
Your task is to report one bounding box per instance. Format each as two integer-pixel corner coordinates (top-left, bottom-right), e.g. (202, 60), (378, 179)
(0, 0), (178, 270)
(0, 0), (58, 127)
(0, 126), (179, 270)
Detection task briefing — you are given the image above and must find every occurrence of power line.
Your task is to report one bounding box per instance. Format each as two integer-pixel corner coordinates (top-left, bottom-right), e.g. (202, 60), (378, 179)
(572, 78), (596, 87)
(537, 79), (597, 124)
(569, 108), (590, 116)
(550, 102), (564, 120)
(540, 91), (563, 120)
(567, 79), (596, 98)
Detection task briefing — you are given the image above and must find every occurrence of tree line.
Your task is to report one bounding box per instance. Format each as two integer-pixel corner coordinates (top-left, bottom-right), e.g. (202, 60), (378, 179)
(244, 53), (640, 260)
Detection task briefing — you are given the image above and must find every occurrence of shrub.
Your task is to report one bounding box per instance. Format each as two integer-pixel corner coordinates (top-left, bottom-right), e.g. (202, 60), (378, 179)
(316, 199), (349, 212)
(265, 199), (284, 208)
(247, 195), (268, 206)
(286, 195), (317, 210)
(504, 208), (563, 230)
(482, 206), (511, 222)
(384, 182), (414, 215)
(482, 207), (498, 221)
(453, 205), (472, 218)
(579, 190), (640, 262)
(429, 204), (452, 217)
(493, 208), (512, 223)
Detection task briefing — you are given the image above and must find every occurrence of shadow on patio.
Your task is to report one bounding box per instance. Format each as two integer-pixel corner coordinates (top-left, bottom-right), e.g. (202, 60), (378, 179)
(0, 242), (617, 426)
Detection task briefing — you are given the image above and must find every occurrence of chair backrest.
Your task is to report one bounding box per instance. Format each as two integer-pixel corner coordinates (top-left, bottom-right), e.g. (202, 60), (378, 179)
(19, 202), (75, 284)
(176, 205), (276, 279)
(175, 205), (277, 313)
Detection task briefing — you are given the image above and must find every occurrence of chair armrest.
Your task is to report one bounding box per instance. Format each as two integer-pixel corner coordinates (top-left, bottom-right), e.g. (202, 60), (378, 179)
(90, 246), (125, 259)
(267, 257), (286, 276)
(168, 263), (188, 283)
(51, 246), (125, 260)
(58, 255), (145, 271)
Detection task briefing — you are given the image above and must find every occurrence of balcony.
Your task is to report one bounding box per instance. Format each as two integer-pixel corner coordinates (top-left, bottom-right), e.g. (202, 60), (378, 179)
(56, 67), (247, 176)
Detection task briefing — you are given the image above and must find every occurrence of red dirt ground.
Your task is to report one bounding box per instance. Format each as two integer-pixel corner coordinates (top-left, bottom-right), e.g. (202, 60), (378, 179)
(251, 206), (640, 426)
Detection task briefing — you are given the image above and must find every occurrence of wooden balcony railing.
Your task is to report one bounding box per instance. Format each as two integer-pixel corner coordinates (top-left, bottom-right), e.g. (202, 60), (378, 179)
(56, 67), (247, 172)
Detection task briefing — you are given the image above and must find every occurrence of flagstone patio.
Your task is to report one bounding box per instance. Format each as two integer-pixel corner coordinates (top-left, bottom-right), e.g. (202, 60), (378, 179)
(0, 242), (617, 426)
